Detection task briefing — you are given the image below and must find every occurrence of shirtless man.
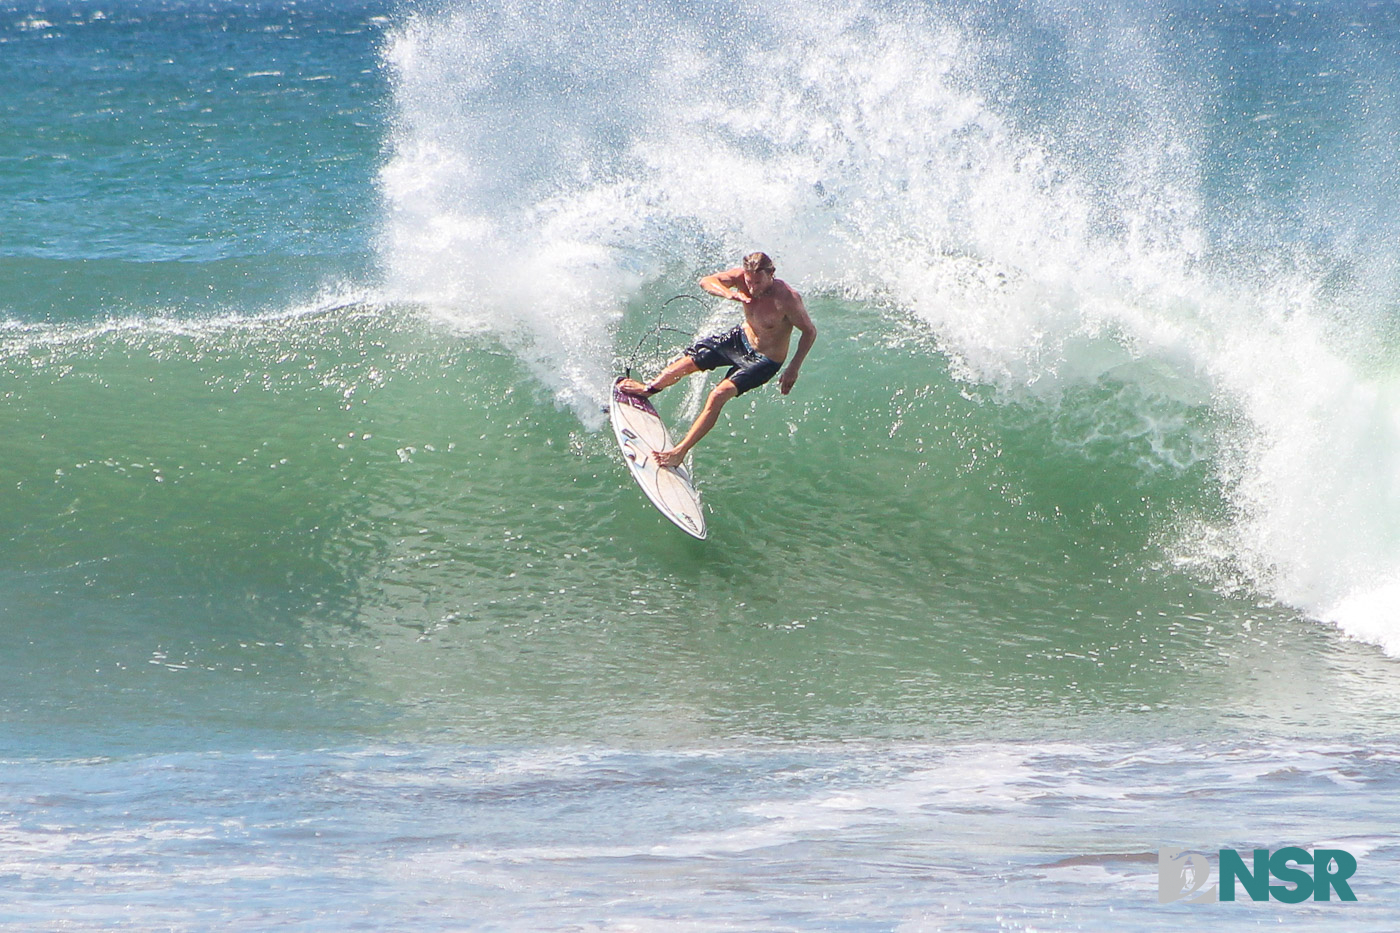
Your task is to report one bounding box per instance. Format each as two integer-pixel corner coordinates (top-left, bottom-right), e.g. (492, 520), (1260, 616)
(619, 252), (817, 468)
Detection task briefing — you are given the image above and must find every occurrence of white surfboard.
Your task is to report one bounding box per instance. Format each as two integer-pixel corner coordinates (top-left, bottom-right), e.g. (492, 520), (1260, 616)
(609, 378), (707, 539)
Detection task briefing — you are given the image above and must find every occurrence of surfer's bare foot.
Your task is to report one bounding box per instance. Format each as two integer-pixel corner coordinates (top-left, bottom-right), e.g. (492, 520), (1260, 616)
(618, 378), (656, 397)
(654, 447), (686, 469)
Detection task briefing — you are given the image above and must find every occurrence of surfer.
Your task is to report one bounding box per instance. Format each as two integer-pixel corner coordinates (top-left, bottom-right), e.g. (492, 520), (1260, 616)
(620, 252), (817, 468)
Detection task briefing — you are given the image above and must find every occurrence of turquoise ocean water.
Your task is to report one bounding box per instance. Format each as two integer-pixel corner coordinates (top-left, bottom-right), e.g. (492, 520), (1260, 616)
(6, 0), (1400, 928)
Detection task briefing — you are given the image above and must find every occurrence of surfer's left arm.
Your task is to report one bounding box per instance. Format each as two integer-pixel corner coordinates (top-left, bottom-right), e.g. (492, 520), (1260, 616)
(778, 295), (817, 395)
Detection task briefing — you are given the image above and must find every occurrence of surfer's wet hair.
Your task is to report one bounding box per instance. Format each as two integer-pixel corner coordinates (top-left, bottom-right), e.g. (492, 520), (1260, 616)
(744, 252), (775, 275)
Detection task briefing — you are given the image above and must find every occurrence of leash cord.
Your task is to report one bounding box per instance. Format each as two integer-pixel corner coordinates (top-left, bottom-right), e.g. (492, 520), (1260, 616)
(625, 294), (707, 379)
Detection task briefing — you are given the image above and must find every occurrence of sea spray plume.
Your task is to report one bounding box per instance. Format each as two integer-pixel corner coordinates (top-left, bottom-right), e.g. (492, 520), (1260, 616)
(379, 0), (1400, 654)
(378, 1), (683, 423)
(377, 0), (1080, 412)
(956, 6), (1400, 654)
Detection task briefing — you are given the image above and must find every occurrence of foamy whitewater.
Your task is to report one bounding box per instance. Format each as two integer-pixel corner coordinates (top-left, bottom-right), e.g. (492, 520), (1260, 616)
(5, 0), (1400, 929)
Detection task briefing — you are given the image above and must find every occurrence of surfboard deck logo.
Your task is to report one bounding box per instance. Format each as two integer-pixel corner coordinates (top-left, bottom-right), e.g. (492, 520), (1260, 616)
(609, 378), (707, 539)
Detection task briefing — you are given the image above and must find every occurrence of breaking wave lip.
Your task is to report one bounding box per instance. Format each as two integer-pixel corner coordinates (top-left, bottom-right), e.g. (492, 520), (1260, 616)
(377, 0), (1400, 653)
(0, 284), (387, 359)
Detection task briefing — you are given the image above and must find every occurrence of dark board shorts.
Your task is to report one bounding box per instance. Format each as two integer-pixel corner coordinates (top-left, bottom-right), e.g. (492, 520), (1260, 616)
(685, 325), (781, 396)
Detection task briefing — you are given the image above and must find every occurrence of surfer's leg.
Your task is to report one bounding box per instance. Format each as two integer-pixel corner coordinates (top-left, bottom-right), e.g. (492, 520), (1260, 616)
(654, 378), (738, 468)
(620, 355), (699, 396)
(623, 328), (733, 397)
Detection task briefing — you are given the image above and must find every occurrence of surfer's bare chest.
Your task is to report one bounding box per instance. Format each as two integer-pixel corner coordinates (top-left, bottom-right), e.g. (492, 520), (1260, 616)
(742, 301), (793, 359)
(743, 296), (791, 333)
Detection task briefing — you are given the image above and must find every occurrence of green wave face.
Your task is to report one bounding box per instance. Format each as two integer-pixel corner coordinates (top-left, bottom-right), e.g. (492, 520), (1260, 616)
(3, 294), (1391, 752)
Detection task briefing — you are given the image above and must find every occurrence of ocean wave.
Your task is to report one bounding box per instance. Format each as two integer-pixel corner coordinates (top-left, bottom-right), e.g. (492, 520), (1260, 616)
(377, 0), (1400, 655)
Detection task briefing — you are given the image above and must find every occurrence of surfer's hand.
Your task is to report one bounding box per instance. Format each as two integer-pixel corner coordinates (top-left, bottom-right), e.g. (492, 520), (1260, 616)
(654, 447), (686, 468)
(779, 368), (799, 394)
(730, 288), (750, 303)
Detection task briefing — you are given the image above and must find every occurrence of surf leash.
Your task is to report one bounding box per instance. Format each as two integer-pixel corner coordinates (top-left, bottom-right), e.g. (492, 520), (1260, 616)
(623, 294), (708, 381)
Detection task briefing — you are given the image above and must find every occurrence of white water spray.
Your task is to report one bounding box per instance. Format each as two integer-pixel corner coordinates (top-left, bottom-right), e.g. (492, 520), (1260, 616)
(380, 0), (1400, 653)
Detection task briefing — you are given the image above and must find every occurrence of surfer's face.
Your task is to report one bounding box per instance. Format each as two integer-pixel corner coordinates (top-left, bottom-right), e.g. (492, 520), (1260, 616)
(744, 268), (773, 295)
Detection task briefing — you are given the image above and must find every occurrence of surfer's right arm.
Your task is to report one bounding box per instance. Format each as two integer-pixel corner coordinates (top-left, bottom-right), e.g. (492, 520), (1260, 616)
(699, 268), (749, 303)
